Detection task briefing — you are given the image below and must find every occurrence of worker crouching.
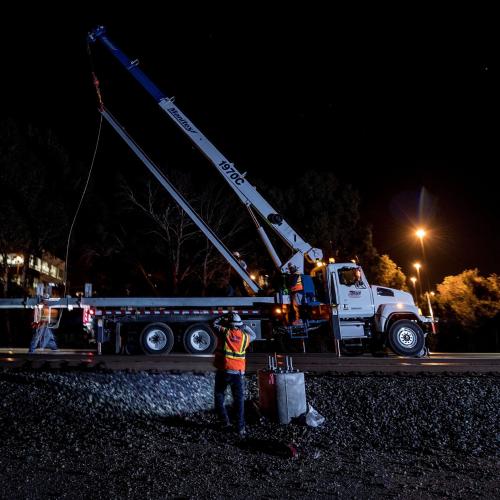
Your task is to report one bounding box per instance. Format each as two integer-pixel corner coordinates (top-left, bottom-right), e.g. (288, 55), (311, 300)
(212, 312), (256, 437)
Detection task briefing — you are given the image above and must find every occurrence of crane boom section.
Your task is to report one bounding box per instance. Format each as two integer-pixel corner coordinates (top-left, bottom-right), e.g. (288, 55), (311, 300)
(101, 108), (260, 294)
(88, 27), (322, 268)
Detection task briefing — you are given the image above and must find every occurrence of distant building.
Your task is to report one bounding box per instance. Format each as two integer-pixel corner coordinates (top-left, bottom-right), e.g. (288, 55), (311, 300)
(4, 252), (65, 293)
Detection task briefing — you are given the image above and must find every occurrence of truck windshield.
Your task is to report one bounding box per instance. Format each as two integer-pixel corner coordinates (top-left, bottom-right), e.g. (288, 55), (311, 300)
(338, 267), (362, 287)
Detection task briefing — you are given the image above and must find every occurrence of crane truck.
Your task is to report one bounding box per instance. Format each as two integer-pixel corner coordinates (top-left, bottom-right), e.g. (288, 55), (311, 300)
(0, 27), (434, 358)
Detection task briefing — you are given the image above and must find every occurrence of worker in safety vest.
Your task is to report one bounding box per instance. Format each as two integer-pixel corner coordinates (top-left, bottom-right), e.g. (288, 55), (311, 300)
(212, 312), (256, 437)
(28, 304), (59, 353)
(288, 263), (304, 325)
(226, 251), (248, 297)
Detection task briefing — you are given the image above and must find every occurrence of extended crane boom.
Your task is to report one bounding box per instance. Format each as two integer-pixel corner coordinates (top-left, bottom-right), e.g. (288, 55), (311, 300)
(100, 108), (260, 294)
(0, 27), (434, 360)
(88, 26), (323, 273)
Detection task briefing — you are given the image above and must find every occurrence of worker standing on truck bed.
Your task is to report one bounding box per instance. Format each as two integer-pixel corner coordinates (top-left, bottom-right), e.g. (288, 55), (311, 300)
(226, 251), (248, 296)
(288, 263), (304, 325)
(212, 312), (256, 437)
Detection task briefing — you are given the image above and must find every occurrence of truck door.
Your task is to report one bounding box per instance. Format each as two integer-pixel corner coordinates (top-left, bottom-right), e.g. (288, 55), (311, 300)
(333, 265), (374, 319)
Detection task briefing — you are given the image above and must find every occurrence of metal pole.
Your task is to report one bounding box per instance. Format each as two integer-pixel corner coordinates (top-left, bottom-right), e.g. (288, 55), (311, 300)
(334, 337), (341, 357)
(331, 305), (341, 358)
(426, 292), (436, 334)
(326, 265), (341, 357)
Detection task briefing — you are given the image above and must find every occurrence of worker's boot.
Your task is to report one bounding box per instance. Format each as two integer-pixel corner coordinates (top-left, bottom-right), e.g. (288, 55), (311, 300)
(217, 418), (231, 432)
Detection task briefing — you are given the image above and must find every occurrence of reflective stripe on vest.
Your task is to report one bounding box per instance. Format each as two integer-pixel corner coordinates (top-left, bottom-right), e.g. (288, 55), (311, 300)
(290, 274), (303, 292)
(214, 327), (249, 371)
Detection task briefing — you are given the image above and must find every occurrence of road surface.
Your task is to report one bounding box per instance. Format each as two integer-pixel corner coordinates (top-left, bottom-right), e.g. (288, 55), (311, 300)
(0, 349), (499, 373)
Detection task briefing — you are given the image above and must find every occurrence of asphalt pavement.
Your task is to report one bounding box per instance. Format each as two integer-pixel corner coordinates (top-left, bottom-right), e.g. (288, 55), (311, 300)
(0, 349), (499, 373)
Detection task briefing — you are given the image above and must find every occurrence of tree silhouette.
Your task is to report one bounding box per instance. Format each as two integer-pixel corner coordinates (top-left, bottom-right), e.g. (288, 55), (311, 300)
(433, 269), (500, 351)
(123, 172), (248, 295)
(369, 254), (408, 290)
(0, 119), (70, 295)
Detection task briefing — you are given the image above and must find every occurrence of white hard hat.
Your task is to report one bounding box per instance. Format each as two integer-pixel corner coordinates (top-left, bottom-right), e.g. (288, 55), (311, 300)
(228, 312), (243, 327)
(233, 251), (241, 258)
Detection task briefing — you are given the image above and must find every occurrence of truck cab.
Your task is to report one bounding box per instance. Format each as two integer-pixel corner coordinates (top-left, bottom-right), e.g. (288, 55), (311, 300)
(300, 263), (431, 357)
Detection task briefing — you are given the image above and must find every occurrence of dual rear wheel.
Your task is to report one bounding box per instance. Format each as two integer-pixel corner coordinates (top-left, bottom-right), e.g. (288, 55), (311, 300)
(137, 322), (216, 355)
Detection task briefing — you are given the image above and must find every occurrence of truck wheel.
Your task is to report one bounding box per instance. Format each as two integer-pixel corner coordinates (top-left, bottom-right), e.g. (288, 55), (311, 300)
(139, 323), (174, 355)
(387, 320), (425, 357)
(183, 323), (216, 354)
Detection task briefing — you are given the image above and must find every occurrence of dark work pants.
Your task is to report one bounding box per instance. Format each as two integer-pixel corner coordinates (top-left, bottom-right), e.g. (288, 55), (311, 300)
(29, 325), (58, 353)
(214, 370), (245, 431)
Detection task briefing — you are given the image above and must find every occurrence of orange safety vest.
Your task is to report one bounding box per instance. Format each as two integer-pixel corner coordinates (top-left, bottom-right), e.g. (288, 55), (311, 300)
(214, 327), (250, 372)
(290, 273), (303, 292)
(33, 305), (59, 326)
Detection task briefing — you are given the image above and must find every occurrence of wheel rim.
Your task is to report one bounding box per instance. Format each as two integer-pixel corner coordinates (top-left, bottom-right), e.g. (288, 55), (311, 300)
(145, 329), (168, 351)
(189, 329), (211, 351)
(397, 327), (417, 348)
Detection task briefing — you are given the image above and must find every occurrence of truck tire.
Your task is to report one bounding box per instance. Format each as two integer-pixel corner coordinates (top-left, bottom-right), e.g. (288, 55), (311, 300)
(387, 319), (425, 357)
(183, 323), (216, 354)
(139, 323), (174, 355)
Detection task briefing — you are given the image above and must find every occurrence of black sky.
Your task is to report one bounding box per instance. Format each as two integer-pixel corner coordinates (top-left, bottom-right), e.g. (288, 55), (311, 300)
(2, 6), (498, 286)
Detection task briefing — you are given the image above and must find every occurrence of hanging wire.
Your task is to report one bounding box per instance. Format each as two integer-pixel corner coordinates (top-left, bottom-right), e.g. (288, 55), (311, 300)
(63, 114), (103, 297)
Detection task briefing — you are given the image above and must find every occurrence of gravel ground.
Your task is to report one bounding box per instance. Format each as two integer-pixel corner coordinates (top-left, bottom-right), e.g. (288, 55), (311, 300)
(0, 368), (498, 499)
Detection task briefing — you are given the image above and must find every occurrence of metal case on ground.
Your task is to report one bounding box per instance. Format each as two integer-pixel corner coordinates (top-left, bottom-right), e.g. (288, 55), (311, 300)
(258, 355), (307, 424)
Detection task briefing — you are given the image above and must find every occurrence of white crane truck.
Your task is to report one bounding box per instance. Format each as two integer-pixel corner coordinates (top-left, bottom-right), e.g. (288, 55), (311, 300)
(0, 27), (434, 358)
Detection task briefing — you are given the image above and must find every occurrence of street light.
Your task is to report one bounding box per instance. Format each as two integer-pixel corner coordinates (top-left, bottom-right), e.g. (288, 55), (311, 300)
(413, 262), (423, 298)
(416, 228), (426, 240)
(410, 276), (418, 306)
(415, 228), (427, 262)
(415, 227), (433, 297)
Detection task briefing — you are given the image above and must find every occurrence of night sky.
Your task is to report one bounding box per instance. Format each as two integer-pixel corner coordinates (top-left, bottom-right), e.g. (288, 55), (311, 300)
(2, 6), (498, 287)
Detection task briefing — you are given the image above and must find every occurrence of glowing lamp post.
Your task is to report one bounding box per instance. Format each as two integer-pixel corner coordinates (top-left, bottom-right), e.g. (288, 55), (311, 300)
(425, 291), (436, 333)
(415, 228), (428, 277)
(413, 262), (423, 298)
(416, 228), (426, 241)
(410, 276), (418, 306)
(416, 228), (426, 259)
(415, 227), (433, 308)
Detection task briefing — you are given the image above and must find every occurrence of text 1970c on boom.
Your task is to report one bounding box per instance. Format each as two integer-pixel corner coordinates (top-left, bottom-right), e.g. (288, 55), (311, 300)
(218, 161), (245, 185)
